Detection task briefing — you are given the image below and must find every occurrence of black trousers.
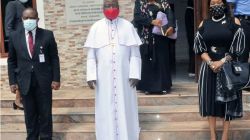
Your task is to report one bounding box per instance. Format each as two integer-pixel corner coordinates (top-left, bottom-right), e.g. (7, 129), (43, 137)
(185, 8), (195, 73)
(239, 18), (250, 62)
(21, 73), (53, 140)
(168, 38), (176, 74)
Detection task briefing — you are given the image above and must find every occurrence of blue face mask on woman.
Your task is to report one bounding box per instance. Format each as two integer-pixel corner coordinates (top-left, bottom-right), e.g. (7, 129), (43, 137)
(23, 19), (37, 31)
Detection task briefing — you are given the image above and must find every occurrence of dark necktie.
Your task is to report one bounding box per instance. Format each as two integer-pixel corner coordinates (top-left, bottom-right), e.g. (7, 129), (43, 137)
(28, 31), (34, 57)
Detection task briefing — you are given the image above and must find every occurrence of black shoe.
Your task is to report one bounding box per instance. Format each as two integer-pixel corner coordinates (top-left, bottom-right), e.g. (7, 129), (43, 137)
(13, 102), (24, 110)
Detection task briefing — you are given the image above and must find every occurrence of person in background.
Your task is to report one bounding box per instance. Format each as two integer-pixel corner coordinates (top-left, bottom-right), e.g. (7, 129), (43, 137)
(227, 0), (250, 91)
(5, 0), (29, 37)
(185, 0), (195, 77)
(84, 0), (142, 139)
(194, 0), (245, 140)
(134, 0), (176, 94)
(227, 0), (250, 63)
(164, 0), (177, 74)
(5, 0), (30, 110)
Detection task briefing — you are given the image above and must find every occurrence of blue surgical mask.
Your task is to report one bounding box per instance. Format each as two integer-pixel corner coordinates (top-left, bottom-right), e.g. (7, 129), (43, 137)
(23, 19), (37, 31)
(19, 0), (29, 3)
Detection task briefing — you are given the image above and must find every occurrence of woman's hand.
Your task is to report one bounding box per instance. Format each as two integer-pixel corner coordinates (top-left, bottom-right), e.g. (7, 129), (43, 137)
(151, 19), (162, 27)
(210, 61), (224, 73)
(165, 27), (174, 36)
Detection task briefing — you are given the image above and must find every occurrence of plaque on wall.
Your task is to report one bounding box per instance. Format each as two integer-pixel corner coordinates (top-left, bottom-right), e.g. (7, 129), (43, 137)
(65, 0), (104, 25)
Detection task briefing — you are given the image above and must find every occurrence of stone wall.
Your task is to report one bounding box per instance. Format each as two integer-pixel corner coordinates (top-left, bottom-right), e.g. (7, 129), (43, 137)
(0, 64), (9, 93)
(0, 0), (135, 93)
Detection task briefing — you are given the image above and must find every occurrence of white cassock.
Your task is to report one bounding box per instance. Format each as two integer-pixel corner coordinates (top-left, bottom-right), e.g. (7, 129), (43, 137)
(84, 17), (142, 140)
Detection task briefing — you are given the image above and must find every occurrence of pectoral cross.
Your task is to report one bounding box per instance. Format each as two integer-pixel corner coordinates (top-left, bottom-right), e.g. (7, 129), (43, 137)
(109, 42), (116, 48)
(109, 39), (116, 48)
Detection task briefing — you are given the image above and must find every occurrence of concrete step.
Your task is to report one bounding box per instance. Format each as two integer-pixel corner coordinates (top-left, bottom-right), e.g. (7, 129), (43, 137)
(1, 105), (250, 123)
(1, 121), (250, 140)
(1, 83), (250, 108)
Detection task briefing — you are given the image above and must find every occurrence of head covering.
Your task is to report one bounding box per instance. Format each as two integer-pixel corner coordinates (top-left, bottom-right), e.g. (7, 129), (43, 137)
(104, 0), (118, 3)
(103, 0), (119, 8)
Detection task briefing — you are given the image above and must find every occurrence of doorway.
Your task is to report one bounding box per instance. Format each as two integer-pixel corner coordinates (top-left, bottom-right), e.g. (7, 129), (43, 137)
(171, 0), (208, 82)
(172, 0), (194, 82)
(0, 0), (34, 57)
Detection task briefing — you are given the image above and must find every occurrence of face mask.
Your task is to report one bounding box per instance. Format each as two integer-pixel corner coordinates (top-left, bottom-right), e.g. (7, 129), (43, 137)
(209, 4), (226, 18)
(23, 19), (37, 31)
(19, 0), (29, 3)
(103, 8), (119, 20)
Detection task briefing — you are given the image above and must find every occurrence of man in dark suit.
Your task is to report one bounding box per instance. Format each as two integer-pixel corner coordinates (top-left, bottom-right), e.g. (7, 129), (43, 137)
(8, 8), (60, 140)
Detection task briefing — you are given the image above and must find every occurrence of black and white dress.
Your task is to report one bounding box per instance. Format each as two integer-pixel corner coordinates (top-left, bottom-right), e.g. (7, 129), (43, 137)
(194, 17), (245, 120)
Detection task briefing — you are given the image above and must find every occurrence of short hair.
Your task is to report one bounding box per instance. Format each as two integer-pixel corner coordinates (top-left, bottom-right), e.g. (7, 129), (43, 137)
(23, 7), (39, 18)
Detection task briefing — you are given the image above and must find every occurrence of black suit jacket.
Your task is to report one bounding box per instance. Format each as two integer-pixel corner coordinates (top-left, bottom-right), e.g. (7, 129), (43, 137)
(8, 27), (60, 95)
(4, 0), (25, 37)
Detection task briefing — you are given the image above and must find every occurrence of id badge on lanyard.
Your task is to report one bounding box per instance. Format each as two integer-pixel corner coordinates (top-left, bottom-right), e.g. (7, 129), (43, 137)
(39, 46), (45, 63)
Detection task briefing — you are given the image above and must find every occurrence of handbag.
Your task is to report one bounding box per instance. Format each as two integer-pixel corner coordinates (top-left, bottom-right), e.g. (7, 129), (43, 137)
(219, 61), (250, 92)
(152, 11), (178, 39)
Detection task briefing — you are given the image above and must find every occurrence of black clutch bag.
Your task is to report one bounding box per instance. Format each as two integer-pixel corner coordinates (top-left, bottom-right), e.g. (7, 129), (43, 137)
(219, 61), (250, 92)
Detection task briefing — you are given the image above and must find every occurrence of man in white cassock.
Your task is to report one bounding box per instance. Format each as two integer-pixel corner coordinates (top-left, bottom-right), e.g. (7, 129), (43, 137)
(84, 0), (142, 140)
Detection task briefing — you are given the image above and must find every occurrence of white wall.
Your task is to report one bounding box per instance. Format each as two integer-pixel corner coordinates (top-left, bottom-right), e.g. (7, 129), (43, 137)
(37, 0), (45, 28)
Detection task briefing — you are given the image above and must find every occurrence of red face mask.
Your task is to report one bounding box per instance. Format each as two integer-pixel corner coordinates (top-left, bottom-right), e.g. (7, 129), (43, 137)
(103, 8), (119, 20)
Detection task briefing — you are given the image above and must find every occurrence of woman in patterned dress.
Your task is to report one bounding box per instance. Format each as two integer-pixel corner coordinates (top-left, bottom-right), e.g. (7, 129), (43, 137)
(194, 0), (245, 139)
